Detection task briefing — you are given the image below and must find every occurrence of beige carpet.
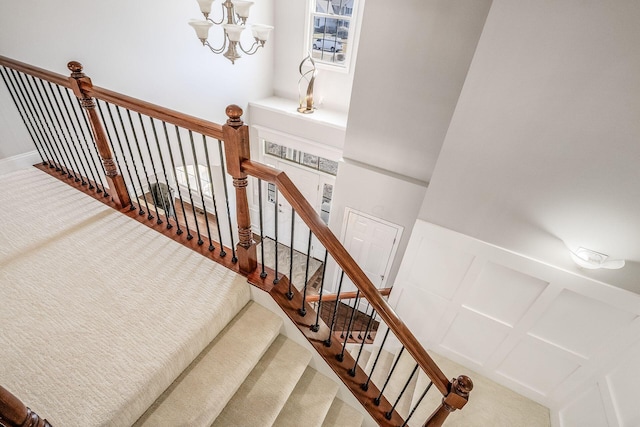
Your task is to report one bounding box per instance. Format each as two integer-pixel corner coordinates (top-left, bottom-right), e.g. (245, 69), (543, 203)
(349, 343), (551, 427)
(0, 168), (251, 426)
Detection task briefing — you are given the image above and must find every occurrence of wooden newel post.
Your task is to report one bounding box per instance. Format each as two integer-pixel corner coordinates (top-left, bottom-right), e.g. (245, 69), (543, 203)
(0, 384), (52, 427)
(424, 375), (473, 427)
(222, 104), (257, 275)
(67, 61), (130, 209)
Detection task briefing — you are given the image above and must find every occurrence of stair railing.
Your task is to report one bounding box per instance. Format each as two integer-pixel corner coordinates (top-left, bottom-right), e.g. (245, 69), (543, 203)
(0, 55), (472, 427)
(223, 108), (473, 426)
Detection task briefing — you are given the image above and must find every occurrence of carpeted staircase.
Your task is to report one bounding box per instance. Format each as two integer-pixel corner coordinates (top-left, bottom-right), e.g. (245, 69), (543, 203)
(0, 168), (364, 427)
(135, 301), (364, 426)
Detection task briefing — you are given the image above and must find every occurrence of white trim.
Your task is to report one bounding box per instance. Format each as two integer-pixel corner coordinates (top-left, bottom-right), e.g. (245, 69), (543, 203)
(0, 151), (41, 175)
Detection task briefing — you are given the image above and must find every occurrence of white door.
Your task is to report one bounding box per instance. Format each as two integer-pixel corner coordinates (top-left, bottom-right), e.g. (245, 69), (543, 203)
(338, 209), (403, 294)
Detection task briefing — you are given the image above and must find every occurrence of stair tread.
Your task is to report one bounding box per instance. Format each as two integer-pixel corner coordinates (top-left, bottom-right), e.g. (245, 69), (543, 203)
(134, 301), (283, 427)
(321, 399), (364, 427)
(407, 370), (436, 427)
(349, 346), (372, 371)
(273, 367), (339, 427)
(212, 335), (311, 427)
(377, 348), (419, 419)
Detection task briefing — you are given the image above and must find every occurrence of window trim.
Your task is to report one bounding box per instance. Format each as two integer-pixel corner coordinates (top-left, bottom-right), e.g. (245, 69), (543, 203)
(304, 0), (364, 73)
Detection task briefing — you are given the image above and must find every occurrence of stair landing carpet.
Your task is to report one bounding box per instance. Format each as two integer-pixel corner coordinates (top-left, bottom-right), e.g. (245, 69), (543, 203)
(0, 168), (251, 426)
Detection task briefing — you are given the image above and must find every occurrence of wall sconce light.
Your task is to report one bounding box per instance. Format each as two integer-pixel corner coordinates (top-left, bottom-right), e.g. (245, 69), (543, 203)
(569, 247), (625, 270)
(188, 0), (273, 64)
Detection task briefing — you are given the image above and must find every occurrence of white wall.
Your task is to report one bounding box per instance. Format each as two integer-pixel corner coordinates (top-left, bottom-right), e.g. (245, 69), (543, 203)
(0, 79), (33, 159)
(343, 0), (492, 182)
(0, 0), (274, 138)
(390, 219), (640, 425)
(420, 0), (640, 293)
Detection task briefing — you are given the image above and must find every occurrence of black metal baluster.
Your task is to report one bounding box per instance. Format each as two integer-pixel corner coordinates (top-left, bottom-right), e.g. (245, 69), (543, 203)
(115, 106), (147, 215)
(137, 113), (163, 224)
(189, 131), (213, 248)
(203, 137), (225, 254)
(401, 382), (434, 427)
(23, 74), (67, 175)
(339, 297), (352, 340)
(299, 230), (313, 317)
(13, 70), (60, 170)
(99, 101), (137, 209)
(374, 346), (405, 406)
(162, 122), (190, 237)
(257, 178), (267, 277)
(35, 78), (78, 181)
(273, 188), (279, 283)
(217, 140), (237, 262)
(324, 270), (345, 347)
(176, 129), (201, 242)
(125, 109), (155, 220)
(386, 363), (420, 420)
(55, 85), (91, 186)
(358, 301), (372, 340)
(337, 290), (360, 362)
(0, 67), (47, 166)
(66, 89), (101, 190)
(362, 327), (391, 391)
(44, 81), (83, 183)
(150, 118), (177, 229)
(349, 307), (377, 377)
(311, 249), (329, 332)
(286, 209), (295, 298)
(73, 97), (108, 194)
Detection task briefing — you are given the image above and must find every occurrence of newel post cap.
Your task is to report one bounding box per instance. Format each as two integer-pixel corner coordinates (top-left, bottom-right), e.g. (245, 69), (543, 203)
(67, 61), (85, 78)
(454, 375), (473, 395)
(225, 104), (244, 127)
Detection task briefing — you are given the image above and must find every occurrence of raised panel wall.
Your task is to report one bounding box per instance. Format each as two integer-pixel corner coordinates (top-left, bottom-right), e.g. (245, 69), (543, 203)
(389, 220), (640, 426)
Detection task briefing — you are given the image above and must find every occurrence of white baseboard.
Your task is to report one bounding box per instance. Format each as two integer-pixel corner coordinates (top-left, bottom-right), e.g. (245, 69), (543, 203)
(0, 151), (41, 176)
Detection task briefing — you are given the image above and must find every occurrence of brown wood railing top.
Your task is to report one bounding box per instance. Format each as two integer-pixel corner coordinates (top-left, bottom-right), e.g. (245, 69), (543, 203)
(0, 56), (224, 140)
(306, 287), (392, 303)
(0, 55), (70, 88)
(242, 159), (451, 396)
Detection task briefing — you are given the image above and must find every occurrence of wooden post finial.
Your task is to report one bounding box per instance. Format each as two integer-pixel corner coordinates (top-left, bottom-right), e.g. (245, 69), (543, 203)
(454, 375), (473, 395)
(225, 104), (244, 127)
(67, 61), (84, 78)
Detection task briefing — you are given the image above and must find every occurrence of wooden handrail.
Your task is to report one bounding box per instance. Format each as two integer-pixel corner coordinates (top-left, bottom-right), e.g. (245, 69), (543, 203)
(306, 287), (392, 303)
(0, 55), (224, 141)
(242, 159), (452, 396)
(82, 83), (224, 140)
(0, 55), (70, 88)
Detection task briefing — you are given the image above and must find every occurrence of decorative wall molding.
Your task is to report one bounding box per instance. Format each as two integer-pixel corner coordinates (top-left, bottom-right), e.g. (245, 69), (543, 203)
(390, 219), (640, 426)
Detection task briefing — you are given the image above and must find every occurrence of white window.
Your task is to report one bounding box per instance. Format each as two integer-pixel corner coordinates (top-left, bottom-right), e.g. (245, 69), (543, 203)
(175, 165), (212, 198)
(307, 0), (360, 70)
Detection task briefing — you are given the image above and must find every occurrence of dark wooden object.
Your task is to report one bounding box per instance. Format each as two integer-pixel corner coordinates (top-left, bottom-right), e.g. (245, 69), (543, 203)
(222, 105), (257, 274)
(67, 61), (130, 209)
(0, 385), (51, 427)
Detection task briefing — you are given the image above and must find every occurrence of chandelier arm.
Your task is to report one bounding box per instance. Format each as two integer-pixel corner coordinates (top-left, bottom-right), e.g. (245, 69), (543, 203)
(205, 5), (226, 25)
(204, 37), (228, 55)
(237, 40), (262, 56)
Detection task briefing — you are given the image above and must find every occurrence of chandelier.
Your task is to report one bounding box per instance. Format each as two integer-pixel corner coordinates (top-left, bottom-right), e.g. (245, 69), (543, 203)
(188, 0), (273, 64)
